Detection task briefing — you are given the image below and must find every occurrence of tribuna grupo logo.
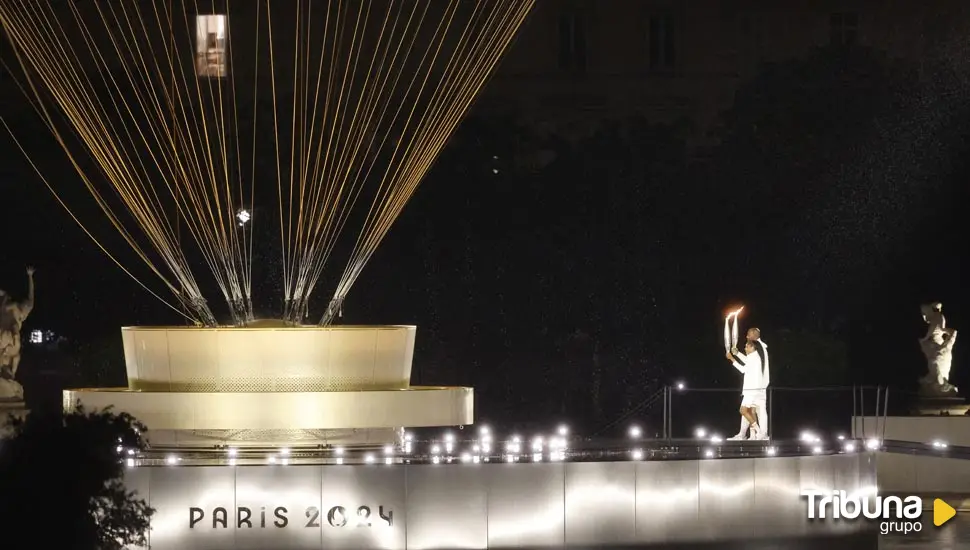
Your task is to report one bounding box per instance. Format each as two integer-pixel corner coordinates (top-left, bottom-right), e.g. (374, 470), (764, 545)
(801, 489), (925, 535)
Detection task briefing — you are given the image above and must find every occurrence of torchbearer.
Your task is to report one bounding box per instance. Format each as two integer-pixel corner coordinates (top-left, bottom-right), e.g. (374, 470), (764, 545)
(722, 308), (770, 440)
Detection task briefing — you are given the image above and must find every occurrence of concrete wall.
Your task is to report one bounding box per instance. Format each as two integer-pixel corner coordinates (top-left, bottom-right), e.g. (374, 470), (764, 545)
(853, 416), (970, 447)
(875, 452), (970, 495)
(123, 455), (876, 549)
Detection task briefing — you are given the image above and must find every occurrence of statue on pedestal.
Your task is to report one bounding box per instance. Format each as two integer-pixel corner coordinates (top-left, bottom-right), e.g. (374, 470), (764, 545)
(0, 267), (35, 401)
(919, 301), (958, 396)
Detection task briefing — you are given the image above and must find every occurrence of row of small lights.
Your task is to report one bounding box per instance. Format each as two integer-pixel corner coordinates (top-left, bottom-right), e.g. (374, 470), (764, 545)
(120, 425), (574, 468)
(118, 424), (952, 467)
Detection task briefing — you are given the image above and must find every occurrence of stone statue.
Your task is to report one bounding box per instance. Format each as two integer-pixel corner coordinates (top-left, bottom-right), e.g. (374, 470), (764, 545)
(0, 266), (35, 401)
(919, 301), (958, 395)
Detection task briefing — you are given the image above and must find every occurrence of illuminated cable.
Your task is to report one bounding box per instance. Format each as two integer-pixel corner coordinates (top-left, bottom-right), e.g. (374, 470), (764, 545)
(0, 0), (534, 325)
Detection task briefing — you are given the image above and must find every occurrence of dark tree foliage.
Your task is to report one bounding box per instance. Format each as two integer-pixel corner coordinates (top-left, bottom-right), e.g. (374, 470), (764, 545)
(0, 407), (153, 550)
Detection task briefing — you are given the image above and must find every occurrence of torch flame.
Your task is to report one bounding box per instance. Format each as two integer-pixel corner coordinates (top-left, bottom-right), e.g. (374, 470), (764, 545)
(724, 305), (745, 354)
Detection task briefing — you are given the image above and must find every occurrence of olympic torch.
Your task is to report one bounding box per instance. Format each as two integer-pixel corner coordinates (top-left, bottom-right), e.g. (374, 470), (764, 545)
(723, 306), (744, 354)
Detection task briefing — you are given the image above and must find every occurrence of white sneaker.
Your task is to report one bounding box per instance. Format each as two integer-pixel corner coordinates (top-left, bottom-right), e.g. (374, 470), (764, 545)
(749, 425), (762, 439)
(727, 433), (747, 441)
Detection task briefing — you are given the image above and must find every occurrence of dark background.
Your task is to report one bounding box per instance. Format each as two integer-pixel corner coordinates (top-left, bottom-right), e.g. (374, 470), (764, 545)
(2, 0), (969, 437)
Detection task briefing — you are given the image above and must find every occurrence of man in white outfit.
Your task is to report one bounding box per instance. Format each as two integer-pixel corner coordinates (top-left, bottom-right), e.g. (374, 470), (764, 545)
(726, 327), (769, 440)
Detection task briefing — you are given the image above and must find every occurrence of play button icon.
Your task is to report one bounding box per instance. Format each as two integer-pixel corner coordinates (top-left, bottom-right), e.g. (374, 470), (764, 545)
(934, 499), (956, 527)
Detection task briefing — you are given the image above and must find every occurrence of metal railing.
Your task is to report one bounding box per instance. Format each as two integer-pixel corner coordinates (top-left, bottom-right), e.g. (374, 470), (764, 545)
(614, 385), (894, 442)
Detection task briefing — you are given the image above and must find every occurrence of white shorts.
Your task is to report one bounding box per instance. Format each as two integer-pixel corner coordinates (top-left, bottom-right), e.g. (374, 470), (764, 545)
(741, 391), (767, 408)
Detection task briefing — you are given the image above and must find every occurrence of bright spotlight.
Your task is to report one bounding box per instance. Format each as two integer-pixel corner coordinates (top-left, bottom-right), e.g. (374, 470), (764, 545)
(126, 458), (135, 468)
(268, 456), (278, 464)
(557, 424), (569, 436)
(384, 457), (393, 465)
(115, 445), (123, 453)
(460, 453), (471, 463)
(837, 434), (846, 441)
(812, 446), (823, 455)
(280, 447), (290, 456)
(800, 431), (815, 443)
(932, 440), (949, 449)
(165, 455), (178, 465)
(479, 425), (490, 436)
(628, 425), (642, 438)
(703, 449), (714, 458)
(444, 432), (455, 442)
(236, 208), (251, 225)
(431, 445), (441, 454)
(676, 381), (686, 391)
(765, 446), (776, 456)
(694, 427), (707, 439)
(631, 448), (644, 460)
(432, 456), (441, 464)
(227, 447), (238, 457)
(334, 447), (344, 456)
(843, 442), (856, 453)
(383, 445), (394, 455)
(404, 432), (414, 441)
(228, 458), (237, 466)
(710, 434), (723, 443)
(865, 438), (881, 451)
(364, 453), (375, 464)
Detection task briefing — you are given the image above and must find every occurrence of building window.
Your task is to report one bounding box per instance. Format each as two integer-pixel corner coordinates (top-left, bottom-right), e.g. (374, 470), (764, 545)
(830, 13), (858, 46)
(648, 14), (676, 71)
(558, 12), (586, 71)
(196, 14), (227, 77)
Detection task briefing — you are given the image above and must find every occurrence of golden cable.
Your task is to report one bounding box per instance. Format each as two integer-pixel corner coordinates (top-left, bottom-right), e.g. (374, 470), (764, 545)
(264, 0), (290, 303)
(306, 0), (437, 299)
(0, 118), (198, 323)
(181, 0), (238, 305)
(2, 5), (183, 288)
(296, 0), (379, 299)
(331, 1), (533, 303)
(0, 26), (197, 316)
(312, 0), (515, 308)
(334, 0), (481, 292)
(5, 2), (218, 318)
(85, 1), (227, 306)
(3, 0), (535, 324)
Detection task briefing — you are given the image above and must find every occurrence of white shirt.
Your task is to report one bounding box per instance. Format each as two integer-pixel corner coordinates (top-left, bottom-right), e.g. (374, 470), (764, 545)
(732, 350), (765, 392)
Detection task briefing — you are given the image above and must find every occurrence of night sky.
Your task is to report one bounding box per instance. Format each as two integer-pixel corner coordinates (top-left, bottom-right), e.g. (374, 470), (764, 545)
(2, 1), (970, 436)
